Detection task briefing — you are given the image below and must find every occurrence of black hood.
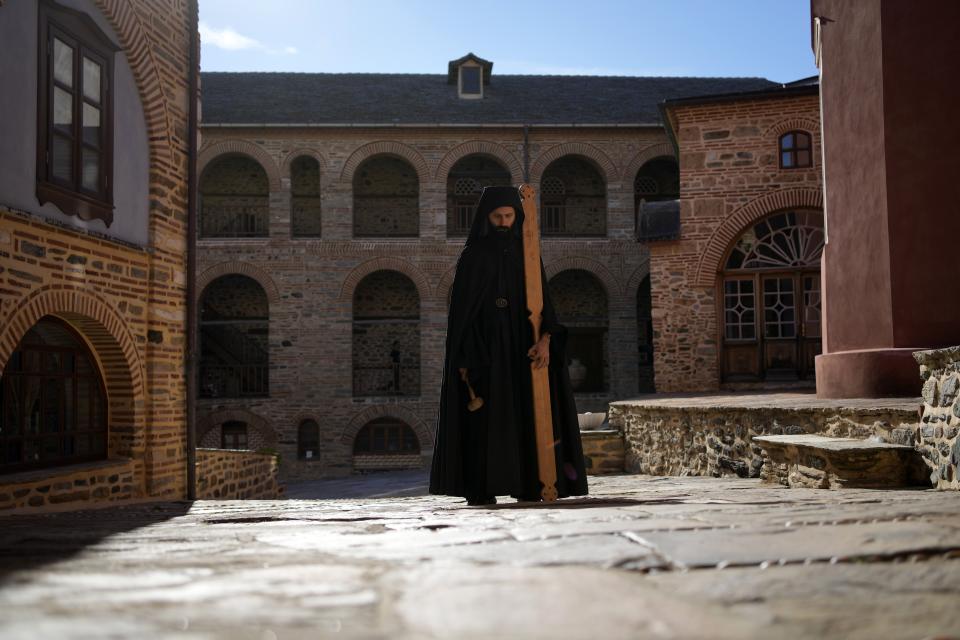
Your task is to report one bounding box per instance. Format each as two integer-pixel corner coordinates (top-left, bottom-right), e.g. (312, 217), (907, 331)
(465, 185), (524, 247)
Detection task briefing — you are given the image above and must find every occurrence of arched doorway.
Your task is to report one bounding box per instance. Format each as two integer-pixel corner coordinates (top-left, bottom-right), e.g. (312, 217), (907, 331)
(352, 417), (421, 471)
(720, 210), (824, 383)
(548, 270), (609, 392)
(445, 154), (511, 236)
(352, 271), (420, 397)
(541, 156), (606, 236)
(0, 317), (107, 472)
(199, 154), (269, 238)
(199, 275), (269, 398)
(353, 155), (419, 237)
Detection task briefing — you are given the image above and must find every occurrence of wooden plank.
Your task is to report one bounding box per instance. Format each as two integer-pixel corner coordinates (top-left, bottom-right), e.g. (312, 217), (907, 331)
(519, 184), (559, 501)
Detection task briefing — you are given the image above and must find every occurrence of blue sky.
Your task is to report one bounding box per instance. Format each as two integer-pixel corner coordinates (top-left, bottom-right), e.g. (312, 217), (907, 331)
(199, 1), (817, 83)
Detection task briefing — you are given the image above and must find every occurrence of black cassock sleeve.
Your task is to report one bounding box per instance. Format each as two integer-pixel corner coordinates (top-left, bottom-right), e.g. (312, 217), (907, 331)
(447, 247), (492, 371)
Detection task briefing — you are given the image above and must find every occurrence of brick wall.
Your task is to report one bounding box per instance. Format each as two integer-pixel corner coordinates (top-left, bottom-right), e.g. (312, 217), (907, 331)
(652, 94), (822, 391)
(196, 126), (667, 480)
(0, 0), (192, 509)
(195, 449), (282, 499)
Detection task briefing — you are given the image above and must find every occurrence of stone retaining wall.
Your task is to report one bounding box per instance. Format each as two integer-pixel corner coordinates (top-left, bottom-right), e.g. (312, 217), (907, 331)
(196, 449), (283, 499)
(0, 459), (141, 511)
(915, 346), (960, 490)
(581, 430), (625, 475)
(610, 396), (919, 479)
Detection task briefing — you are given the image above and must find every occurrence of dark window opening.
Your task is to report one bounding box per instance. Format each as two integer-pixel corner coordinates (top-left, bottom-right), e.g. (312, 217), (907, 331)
(297, 419), (320, 460)
(199, 275), (269, 398)
(221, 421), (248, 450)
(541, 156), (606, 237)
(0, 317), (107, 473)
(460, 66), (481, 95)
(353, 418), (420, 455)
(291, 155), (321, 238)
(779, 131), (812, 169)
(37, 0), (118, 225)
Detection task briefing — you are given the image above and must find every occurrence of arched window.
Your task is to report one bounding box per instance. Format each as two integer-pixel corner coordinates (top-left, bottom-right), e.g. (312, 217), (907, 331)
(540, 156), (606, 236)
(721, 210), (824, 383)
(220, 420), (248, 449)
(291, 155), (321, 237)
(199, 275), (269, 398)
(352, 271), (420, 397)
(353, 155), (419, 237)
(0, 317), (107, 472)
(779, 131), (813, 169)
(446, 155), (511, 236)
(353, 418), (420, 455)
(297, 419), (320, 460)
(548, 270), (609, 393)
(199, 154), (270, 238)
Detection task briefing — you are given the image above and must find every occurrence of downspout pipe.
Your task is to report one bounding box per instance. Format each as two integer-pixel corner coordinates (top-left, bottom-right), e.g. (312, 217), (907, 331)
(522, 124), (530, 182)
(185, 0), (199, 500)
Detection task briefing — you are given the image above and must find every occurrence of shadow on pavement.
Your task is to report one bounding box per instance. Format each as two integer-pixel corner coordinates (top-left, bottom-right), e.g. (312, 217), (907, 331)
(0, 501), (192, 582)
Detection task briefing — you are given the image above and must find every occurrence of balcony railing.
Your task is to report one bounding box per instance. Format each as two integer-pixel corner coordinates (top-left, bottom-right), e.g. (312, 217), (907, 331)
(353, 365), (420, 397)
(200, 364), (268, 398)
(200, 202), (269, 238)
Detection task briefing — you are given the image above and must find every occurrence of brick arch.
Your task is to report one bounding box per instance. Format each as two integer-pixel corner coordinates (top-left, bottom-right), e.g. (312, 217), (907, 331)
(198, 140), (282, 191)
(0, 285), (146, 458)
(625, 258), (652, 302)
(436, 265), (458, 306)
(197, 262), (281, 304)
(693, 188), (824, 287)
(281, 148), (328, 177)
(340, 141), (429, 183)
(545, 257), (622, 299)
(530, 143), (618, 184)
(339, 257), (431, 304)
(339, 405), (433, 451)
(197, 408), (277, 449)
(622, 143), (677, 184)
(435, 140), (524, 183)
(764, 117), (821, 139)
(93, 0), (173, 171)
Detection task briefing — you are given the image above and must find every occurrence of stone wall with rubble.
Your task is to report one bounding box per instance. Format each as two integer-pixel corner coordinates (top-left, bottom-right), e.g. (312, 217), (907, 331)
(195, 449), (282, 499)
(651, 93), (822, 392)
(916, 346), (960, 490)
(196, 126), (668, 481)
(610, 399), (919, 479)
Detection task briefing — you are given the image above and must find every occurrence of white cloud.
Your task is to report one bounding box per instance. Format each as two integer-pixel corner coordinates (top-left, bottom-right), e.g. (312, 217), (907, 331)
(199, 22), (296, 55)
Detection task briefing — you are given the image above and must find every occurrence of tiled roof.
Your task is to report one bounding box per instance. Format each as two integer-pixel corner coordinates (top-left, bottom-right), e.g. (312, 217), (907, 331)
(200, 72), (777, 126)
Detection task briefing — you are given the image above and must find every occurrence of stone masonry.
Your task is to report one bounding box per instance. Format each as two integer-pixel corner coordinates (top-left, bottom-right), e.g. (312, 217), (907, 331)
(195, 449), (282, 499)
(916, 346), (960, 489)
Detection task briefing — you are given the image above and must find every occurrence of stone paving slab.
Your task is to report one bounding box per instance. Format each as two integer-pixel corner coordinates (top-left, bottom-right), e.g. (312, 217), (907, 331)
(609, 391), (919, 411)
(0, 474), (959, 639)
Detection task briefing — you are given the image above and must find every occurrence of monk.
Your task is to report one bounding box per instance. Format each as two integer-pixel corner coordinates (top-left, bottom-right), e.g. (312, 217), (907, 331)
(429, 186), (589, 506)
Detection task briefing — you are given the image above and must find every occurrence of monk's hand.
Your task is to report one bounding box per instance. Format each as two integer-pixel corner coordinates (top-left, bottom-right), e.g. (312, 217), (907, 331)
(527, 335), (550, 369)
(459, 367), (468, 382)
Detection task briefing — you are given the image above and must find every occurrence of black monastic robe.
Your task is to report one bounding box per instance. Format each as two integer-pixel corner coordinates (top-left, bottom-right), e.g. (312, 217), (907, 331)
(429, 186), (589, 501)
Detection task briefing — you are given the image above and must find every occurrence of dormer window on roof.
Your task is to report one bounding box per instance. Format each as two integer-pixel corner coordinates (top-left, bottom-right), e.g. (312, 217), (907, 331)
(447, 53), (492, 99)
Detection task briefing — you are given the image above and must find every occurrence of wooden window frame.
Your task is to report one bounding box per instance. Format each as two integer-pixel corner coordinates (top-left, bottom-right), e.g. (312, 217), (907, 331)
(221, 421), (248, 450)
(36, 0), (118, 226)
(778, 131), (813, 170)
(0, 317), (109, 474)
(458, 64), (483, 98)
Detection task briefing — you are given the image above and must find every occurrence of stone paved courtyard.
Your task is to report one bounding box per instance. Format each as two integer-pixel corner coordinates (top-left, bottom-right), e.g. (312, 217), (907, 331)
(2, 473), (959, 639)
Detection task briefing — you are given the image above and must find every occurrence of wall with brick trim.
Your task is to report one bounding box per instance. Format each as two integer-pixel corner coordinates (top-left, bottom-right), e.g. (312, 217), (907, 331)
(652, 94), (822, 392)
(0, 0), (192, 509)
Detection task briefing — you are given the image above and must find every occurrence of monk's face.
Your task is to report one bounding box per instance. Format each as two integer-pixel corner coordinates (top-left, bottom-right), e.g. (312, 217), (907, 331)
(488, 206), (516, 230)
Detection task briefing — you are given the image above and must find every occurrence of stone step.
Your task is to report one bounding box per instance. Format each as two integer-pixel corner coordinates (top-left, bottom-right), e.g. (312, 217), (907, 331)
(753, 434), (929, 489)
